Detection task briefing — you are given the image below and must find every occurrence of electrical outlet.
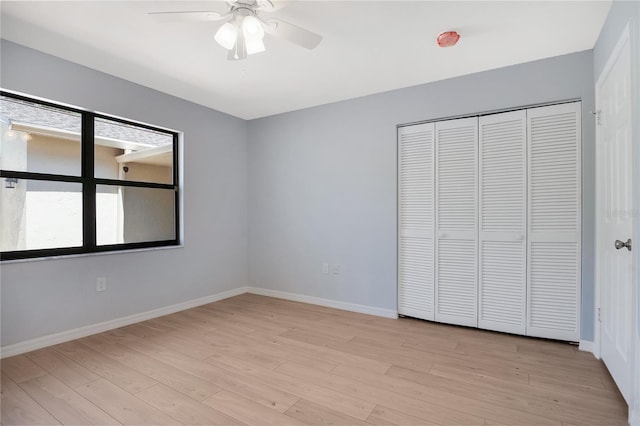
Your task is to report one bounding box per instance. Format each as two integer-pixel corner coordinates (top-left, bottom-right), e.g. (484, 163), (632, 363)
(331, 265), (340, 275)
(322, 263), (329, 274)
(96, 277), (107, 292)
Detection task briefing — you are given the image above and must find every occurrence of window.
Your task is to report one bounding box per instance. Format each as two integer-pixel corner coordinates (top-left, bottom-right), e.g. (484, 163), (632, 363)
(0, 91), (180, 260)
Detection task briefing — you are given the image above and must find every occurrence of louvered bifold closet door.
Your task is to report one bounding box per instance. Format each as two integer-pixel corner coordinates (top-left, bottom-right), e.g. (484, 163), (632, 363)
(398, 123), (435, 320)
(435, 117), (478, 327)
(478, 110), (527, 334)
(527, 102), (581, 341)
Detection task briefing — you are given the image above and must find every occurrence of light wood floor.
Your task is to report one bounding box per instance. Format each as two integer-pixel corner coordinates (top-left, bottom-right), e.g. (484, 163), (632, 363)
(1, 294), (628, 425)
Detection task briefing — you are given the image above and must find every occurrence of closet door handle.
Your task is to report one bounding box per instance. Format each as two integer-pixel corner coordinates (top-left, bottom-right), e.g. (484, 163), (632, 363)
(615, 239), (632, 251)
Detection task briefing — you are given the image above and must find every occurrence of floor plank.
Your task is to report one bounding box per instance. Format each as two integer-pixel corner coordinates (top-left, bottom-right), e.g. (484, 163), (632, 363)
(81, 340), (221, 401)
(75, 379), (177, 425)
(284, 398), (370, 426)
(366, 405), (438, 426)
(276, 360), (484, 425)
(2, 294), (628, 426)
(1, 355), (48, 383)
(207, 355), (376, 420)
(53, 341), (157, 394)
(203, 389), (306, 426)
(25, 347), (99, 389)
(18, 374), (120, 425)
(0, 372), (61, 425)
(135, 383), (244, 425)
(387, 364), (623, 425)
(122, 338), (300, 413)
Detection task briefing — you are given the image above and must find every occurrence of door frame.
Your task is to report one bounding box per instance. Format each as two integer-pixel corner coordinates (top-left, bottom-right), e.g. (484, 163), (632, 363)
(594, 22), (638, 422)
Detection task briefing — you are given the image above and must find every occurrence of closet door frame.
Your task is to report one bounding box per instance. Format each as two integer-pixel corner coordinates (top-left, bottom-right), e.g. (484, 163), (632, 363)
(397, 100), (582, 342)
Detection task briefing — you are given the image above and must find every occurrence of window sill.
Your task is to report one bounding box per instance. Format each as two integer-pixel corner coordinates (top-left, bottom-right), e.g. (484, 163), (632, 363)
(1, 244), (184, 264)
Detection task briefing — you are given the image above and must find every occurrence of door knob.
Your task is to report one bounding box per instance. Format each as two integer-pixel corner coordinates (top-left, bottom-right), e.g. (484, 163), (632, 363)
(614, 239), (632, 251)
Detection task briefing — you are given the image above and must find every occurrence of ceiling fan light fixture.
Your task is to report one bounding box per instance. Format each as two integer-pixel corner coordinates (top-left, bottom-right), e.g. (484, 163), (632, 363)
(242, 15), (264, 40)
(215, 22), (238, 50)
(228, 31), (248, 60)
(245, 37), (265, 55)
(151, 2), (322, 60)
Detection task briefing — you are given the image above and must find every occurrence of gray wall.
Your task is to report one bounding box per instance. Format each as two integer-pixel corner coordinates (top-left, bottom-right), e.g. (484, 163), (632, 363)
(594, 0), (640, 335)
(248, 50), (597, 340)
(0, 40), (249, 347)
(1, 37), (605, 346)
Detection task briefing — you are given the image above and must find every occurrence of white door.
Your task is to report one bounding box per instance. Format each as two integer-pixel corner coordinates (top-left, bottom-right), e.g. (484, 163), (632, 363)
(527, 102), (581, 341)
(596, 26), (633, 404)
(398, 123), (435, 320)
(478, 110), (527, 334)
(435, 117), (478, 327)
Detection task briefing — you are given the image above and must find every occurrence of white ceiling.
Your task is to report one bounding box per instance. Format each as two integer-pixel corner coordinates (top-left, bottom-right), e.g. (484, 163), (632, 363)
(0, 1), (611, 120)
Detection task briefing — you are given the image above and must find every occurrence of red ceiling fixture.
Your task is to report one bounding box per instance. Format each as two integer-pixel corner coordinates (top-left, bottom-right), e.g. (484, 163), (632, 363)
(437, 31), (460, 48)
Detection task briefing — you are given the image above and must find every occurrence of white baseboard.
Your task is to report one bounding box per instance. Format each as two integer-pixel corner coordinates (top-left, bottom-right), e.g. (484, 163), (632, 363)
(0, 286), (249, 359)
(0, 286), (401, 359)
(578, 340), (594, 355)
(247, 287), (398, 319)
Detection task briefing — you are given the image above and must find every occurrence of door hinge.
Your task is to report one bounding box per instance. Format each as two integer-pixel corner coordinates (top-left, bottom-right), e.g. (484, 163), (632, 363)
(595, 109), (602, 126)
(597, 307), (601, 322)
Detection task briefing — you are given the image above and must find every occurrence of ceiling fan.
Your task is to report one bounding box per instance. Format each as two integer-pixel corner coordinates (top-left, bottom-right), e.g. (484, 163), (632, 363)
(149, 0), (323, 61)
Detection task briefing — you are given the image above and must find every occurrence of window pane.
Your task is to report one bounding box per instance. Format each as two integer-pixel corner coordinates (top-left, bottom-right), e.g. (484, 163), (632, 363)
(94, 118), (173, 184)
(96, 185), (175, 245)
(1, 96), (83, 176)
(0, 179), (83, 251)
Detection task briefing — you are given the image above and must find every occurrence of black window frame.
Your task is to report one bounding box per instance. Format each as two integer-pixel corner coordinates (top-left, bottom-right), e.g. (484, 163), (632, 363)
(0, 90), (180, 261)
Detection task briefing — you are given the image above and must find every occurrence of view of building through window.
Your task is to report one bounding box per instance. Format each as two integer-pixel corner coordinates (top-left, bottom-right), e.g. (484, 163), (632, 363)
(0, 93), (178, 258)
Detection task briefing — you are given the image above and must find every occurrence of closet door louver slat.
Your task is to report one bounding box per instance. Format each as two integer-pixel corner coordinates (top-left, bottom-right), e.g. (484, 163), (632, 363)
(527, 102), (581, 341)
(398, 123), (435, 320)
(478, 110), (527, 334)
(435, 117), (478, 327)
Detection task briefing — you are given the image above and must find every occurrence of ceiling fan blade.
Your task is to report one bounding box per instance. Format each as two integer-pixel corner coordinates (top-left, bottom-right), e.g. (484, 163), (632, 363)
(264, 18), (322, 49)
(148, 11), (227, 22)
(255, 0), (274, 11)
(256, 0), (289, 12)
